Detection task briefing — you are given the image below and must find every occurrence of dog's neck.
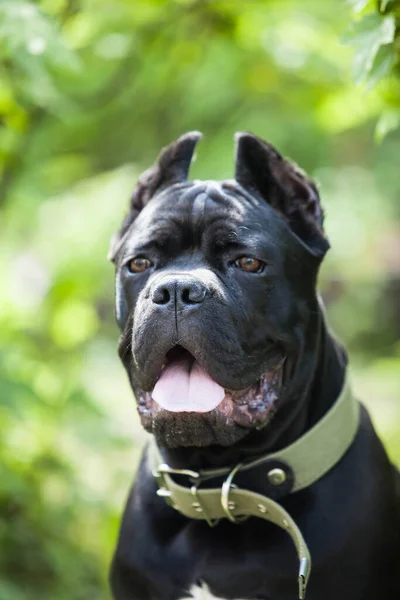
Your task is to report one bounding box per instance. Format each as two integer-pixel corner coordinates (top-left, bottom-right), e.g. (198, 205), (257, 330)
(159, 306), (347, 472)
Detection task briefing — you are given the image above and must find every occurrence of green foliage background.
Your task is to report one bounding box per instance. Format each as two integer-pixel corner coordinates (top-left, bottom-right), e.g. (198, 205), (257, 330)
(0, 1), (399, 598)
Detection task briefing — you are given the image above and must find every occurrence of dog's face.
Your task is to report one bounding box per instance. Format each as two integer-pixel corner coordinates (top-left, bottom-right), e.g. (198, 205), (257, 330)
(110, 132), (329, 448)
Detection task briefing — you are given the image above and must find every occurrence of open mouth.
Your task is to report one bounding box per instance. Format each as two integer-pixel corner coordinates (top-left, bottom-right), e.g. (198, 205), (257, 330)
(153, 346), (226, 413)
(137, 345), (285, 430)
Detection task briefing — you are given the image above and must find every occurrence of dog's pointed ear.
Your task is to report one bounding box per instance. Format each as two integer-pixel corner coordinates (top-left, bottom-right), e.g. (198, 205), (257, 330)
(131, 130), (202, 212)
(234, 132), (329, 257)
(109, 131), (202, 261)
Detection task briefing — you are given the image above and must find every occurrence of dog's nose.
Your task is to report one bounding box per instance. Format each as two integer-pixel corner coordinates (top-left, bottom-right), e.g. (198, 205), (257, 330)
(151, 277), (207, 307)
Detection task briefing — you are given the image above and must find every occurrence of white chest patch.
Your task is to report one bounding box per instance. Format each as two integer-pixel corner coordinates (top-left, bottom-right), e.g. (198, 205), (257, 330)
(180, 583), (251, 600)
(179, 584), (224, 600)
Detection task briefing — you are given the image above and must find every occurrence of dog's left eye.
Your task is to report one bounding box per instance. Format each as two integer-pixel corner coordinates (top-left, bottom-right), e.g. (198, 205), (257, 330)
(235, 256), (264, 273)
(127, 257), (153, 273)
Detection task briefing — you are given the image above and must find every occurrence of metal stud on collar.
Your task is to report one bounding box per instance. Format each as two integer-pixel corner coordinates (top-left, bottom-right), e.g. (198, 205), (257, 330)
(267, 467), (287, 486)
(190, 482), (219, 528)
(152, 463), (199, 508)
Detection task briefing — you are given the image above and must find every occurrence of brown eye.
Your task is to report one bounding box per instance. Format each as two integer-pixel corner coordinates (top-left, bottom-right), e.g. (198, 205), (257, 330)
(235, 256), (264, 273)
(128, 257), (153, 273)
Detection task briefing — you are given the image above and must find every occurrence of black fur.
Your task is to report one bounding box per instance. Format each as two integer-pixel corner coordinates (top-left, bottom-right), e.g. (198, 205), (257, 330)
(109, 133), (400, 599)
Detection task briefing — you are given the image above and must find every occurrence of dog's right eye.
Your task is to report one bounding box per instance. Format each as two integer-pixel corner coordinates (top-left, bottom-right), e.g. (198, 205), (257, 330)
(235, 256), (264, 273)
(127, 257), (153, 273)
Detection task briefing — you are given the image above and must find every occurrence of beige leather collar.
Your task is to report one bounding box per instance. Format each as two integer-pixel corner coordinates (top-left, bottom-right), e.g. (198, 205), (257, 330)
(150, 381), (360, 599)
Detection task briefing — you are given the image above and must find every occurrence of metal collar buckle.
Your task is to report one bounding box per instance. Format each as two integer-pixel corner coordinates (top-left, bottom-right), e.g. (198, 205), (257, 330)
(152, 463), (219, 527)
(152, 463), (199, 508)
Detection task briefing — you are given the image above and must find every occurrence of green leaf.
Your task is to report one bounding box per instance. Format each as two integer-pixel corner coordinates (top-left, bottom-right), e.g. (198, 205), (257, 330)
(379, 0), (392, 11)
(348, 14), (396, 82)
(348, 0), (374, 14)
(375, 108), (400, 141)
(0, 1), (81, 73)
(366, 42), (395, 88)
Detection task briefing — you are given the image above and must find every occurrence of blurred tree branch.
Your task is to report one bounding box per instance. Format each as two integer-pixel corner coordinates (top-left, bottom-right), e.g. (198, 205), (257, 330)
(0, 107), (45, 205)
(348, 0), (400, 139)
(1, 3), (400, 600)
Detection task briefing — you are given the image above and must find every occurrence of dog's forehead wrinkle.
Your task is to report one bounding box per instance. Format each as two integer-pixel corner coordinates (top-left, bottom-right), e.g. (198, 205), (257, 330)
(189, 179), (247, 210)
(161, 187), (249, 251)
(119, 176), (318, 271)
(190, 191), (208, 234)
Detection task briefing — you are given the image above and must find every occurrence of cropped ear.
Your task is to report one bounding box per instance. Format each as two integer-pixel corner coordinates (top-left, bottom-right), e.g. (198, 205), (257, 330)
(109, 131), (202, 261)
(235, 132), (329, 257)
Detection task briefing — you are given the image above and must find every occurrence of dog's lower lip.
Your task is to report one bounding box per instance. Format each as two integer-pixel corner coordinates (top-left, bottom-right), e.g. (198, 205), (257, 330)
(135, 353), (286, 445)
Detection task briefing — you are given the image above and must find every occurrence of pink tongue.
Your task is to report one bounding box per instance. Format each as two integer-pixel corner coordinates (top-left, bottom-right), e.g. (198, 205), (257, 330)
(152, 356), (225, 413)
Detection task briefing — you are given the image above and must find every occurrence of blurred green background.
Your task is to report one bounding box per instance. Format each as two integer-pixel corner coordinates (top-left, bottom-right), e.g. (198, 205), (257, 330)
(0, 1), (399, 598)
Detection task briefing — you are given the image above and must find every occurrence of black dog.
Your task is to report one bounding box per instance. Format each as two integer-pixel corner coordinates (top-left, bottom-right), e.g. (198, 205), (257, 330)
(109, 132), (400, 600)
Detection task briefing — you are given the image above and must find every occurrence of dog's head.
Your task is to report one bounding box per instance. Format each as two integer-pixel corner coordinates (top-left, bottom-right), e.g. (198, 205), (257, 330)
(110, 132), (329, 448)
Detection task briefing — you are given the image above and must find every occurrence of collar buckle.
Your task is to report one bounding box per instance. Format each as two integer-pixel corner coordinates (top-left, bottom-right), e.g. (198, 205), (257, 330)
(152, 463), (200, 508)
(152, 463), (220, 526)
